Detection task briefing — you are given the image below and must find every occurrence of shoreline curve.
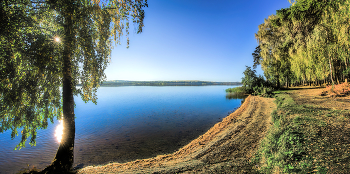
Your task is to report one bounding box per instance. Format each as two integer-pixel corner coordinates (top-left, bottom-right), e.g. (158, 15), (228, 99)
(77, 95), (276, 173)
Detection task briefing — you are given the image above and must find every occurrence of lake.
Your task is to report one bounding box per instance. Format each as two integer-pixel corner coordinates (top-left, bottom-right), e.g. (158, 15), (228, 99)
(0, 85), (244, 173)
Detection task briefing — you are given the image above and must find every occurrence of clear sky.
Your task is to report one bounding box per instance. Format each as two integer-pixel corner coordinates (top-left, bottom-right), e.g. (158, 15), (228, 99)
(104, 0), (292, 82)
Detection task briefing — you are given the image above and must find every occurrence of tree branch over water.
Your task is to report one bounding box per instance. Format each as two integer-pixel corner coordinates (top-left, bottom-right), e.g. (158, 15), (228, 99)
(1, 0), (147, 172)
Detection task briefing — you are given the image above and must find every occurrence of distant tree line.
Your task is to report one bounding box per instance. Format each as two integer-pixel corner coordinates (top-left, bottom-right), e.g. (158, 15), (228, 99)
(95, 80), (242, 86)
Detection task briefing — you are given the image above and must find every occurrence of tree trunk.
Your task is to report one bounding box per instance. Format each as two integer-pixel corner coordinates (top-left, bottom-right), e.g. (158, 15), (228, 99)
(276, 74), (280, 89)
(315, 77), (318, 86)
(43, 4), (75, 173)
(329, 57), (335, 86)
(345, 56), (348, 83)
(337, 77), (340, 85)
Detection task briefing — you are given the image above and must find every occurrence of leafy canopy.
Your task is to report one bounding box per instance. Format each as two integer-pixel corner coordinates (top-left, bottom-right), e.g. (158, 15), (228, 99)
(0, 0), (147, 150)
(255, 0), (350, 87)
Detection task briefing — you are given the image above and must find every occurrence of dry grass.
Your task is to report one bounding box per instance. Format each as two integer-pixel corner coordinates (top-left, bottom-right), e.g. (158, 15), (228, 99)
(321, 81), (350, 97)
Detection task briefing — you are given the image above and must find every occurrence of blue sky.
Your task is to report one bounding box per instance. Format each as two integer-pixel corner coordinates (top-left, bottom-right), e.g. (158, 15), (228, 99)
(104, 0), (292, 82)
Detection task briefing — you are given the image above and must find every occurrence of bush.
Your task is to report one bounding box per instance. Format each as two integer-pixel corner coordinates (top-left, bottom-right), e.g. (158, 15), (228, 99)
(252, 85), (274, 98)
(240, 66), (275, 97)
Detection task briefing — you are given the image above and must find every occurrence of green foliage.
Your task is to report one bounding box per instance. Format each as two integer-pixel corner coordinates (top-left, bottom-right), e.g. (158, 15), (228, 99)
(256, 94), (311, 173)
(252, 45), (261, 69)
(225, 86), (246, 94)
(252, 86), (274, 98)
(0, 0), (147, 150)
(237, 66), (275, 97)
(256, 0), (350, 87)
(255, 92), (350, 173)
(1, 0), (64, 150)
(274, 93), (295, 108)
(241, 66), (257, 93)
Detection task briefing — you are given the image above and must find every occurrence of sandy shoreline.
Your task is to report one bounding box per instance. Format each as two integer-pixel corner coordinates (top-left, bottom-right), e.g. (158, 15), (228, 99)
(77, 95), (277, 173)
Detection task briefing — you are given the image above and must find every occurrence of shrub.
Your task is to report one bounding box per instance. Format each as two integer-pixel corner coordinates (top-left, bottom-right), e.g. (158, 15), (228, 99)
(231, 66), (276, 97)
(252, 85), (274, 98)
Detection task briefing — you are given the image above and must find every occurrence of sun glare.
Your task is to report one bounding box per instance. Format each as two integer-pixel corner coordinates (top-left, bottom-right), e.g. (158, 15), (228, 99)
(54, 37), (60, 42)
(54, 120), (63, 143)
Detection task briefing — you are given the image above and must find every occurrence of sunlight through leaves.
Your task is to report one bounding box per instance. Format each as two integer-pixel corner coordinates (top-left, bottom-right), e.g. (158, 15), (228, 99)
(54, 37), (60, 42)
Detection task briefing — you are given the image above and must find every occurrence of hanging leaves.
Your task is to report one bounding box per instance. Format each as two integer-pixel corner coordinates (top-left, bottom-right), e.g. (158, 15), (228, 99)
(0, 0), (147, 149)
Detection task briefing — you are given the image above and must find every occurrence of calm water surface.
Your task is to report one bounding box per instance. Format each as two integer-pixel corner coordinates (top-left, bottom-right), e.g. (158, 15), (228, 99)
(0, 86), (244, 173)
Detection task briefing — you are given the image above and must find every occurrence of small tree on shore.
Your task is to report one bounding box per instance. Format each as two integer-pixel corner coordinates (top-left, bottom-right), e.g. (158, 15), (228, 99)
(239, 66), (274, 97)
(242, 66), (258, 93)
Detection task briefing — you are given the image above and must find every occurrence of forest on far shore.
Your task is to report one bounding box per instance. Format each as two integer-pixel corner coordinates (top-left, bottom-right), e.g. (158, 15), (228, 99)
(94, 80), (242, 86)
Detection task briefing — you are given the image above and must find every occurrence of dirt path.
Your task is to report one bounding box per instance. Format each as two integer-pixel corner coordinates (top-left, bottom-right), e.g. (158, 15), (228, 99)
(77, 95), (277, 173)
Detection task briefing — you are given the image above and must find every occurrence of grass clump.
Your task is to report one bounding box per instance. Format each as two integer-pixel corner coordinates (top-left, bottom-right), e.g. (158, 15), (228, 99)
(225, 86), (246, 94)
(253, 91), (350, 173)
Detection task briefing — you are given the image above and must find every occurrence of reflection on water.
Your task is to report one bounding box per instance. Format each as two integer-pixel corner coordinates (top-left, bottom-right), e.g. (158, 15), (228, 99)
(226, 93), (246, 100)
(0, 86), (245, 173)
(54, 120), (63, 143)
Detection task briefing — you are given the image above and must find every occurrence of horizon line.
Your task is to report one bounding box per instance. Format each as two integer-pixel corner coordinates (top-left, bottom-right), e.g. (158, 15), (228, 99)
(105, 80), (242, 82)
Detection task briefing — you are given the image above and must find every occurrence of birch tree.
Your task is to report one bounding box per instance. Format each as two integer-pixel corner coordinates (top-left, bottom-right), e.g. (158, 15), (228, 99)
(1, 0), (147, 172)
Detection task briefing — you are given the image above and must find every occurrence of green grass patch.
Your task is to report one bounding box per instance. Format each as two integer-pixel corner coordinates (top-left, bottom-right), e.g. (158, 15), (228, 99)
(226, 86), (246, 94)
(252, 92), (350, 173)
(272, 91), (282, 94)
(226, 86), (275, 98)
(252, 86), (275, 98)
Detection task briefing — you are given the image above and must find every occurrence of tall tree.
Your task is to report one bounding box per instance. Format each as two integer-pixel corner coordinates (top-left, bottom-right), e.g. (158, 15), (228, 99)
(256, 0), (350, 87)
(255, 15), (288, 88)
(1, 0), (147, 172)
